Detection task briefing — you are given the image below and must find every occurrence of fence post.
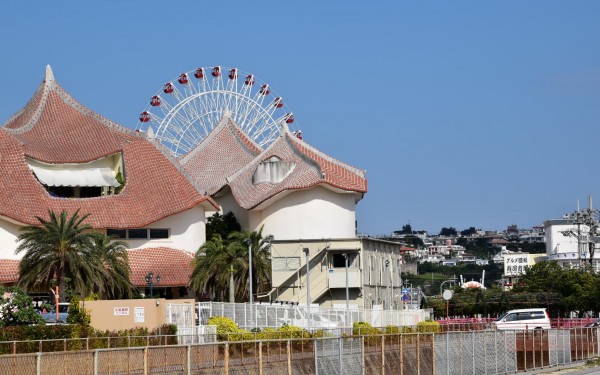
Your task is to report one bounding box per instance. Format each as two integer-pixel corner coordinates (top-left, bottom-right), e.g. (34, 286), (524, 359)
(259, 341), (263, 375)
(472, 331), (475, 375)
(225, 342), (229, 375)
(287, 340), (292, 375)
(37, 352), (41, 375)
(187, 345), (191, 375)
(417, 332), (421, 375)
(362, 336), (366, 375)
(86, 337), (89, 351)
(381, 335), (385, 375)
(144, 347), (148, 375)
(446, 332), (449, 375)
(431, 333), (435, 375)
(400, 334), (404, 375)
(93, 350), (98, 375)
(315, 338), (319, 375)
(12, 341), (16, 355)
(340, 337), (345, 375)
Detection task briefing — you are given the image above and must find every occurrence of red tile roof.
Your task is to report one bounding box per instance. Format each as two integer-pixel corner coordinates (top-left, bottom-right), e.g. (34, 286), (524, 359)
(128, 247), (194, 287)
(0, 260), (19, 284)
(228, 124), (367, 209)
(180, 116), (261, 195)
(0, 66), (218, 227)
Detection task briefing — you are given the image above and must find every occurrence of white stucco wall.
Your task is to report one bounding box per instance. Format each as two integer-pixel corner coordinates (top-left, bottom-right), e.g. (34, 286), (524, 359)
(545, 223), (582, 255)
(0, 218), (22, 260)
(124, 205), (206, 253)
(248, 186), (357, 240)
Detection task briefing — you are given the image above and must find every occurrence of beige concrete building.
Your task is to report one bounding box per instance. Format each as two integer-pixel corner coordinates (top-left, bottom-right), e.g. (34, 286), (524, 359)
(267, 237), (411, 310)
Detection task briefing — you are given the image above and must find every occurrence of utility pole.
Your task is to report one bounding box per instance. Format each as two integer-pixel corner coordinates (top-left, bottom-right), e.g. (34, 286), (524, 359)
(561, 196), (600, 268)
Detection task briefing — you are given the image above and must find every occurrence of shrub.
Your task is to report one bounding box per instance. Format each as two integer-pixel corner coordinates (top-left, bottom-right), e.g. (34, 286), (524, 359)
(417, 320), (441, 333)
(67, 296), (91, 326)
(352, 322), (381, 336)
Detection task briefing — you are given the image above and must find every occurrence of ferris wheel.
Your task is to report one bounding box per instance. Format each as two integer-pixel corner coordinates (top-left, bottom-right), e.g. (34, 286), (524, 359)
(137, 66), (298, 158)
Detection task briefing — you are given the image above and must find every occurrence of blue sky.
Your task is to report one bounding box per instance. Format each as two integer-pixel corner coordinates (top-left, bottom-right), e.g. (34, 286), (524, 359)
(1, 2), (599, 235)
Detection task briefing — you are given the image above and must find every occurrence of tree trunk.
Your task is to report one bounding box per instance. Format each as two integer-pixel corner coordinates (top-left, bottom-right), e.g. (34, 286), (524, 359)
(229, 265), (235, 303)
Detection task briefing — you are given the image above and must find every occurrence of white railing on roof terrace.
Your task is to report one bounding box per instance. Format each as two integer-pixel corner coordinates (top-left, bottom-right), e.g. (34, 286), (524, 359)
(196, 301), (432, 331)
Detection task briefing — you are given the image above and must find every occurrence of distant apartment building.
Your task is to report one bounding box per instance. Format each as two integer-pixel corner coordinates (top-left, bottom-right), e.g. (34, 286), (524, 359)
(544, 219), (599, 270)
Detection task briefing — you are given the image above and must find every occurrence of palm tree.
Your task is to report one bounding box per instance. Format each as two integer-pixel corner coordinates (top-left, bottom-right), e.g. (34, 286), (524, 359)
(190, 235), (247, 302)
(89, 234), (134, 299)
(229, 226), (274, 302)
(15, 209), (131, 299)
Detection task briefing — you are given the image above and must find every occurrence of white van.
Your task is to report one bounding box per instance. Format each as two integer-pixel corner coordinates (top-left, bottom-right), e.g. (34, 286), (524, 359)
(494, 308), (551, 330)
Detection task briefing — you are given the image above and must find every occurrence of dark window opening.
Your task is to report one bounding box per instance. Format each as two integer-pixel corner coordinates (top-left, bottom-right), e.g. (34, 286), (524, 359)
(107, 229), (127, 239)
(128, 229), (148, 239)
(332, 254), (345, 268)
(47, 186), (74, 198)
(150, 229), (169, 239)
(79, 187), (102, 198)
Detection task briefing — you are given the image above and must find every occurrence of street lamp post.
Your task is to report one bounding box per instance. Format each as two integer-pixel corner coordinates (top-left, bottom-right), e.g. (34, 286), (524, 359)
(385, 260), (390, 310)
(245, 239), (253, 305)
(145, 272), (161, 298)
(343, 253), (349, 309)
(303, 247), (310, 309)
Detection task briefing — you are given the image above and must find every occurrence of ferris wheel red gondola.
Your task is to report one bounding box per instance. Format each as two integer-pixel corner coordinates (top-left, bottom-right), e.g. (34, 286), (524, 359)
(244, 75), (255, 85)
(150, 96), (161, 107)
(228, 68), (237, 80)
(139, 111), (151, 122)
(259, 84), (270, 95)
(211, 66), (221, 77)
(178, 73), (189, 84)
(273, 97), (283, 108)
(285, 113), (294, 124)
(163, 83), (174, 94)
(194, 68), (205, 79)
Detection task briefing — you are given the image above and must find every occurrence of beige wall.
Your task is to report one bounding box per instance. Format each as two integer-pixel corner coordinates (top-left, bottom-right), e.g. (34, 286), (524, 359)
(83, 298), (195, 331)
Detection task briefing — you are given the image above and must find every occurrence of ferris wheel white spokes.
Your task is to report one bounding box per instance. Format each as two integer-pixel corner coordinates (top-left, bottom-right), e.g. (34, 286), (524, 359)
(137, 66), (299, 157)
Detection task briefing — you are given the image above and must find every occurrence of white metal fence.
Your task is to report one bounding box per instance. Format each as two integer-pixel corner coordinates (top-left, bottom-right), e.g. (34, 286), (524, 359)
(197, 301), (432, 330)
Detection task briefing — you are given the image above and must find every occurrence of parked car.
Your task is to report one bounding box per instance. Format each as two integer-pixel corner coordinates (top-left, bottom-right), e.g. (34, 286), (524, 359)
(41, 302), (70, 323)
(494, 308), (551, 330)
(586, 318), (600, 328)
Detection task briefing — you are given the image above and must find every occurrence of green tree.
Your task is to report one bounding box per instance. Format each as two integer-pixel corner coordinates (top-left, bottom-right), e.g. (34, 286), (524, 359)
(89, 234), (134, 299)
(460, 227), (477, 236)
(206, 211), (241, 241)
(439, 227), (458, 236)
(16, 209), (131, 299)
(229, 226), (274, 300)
(190, 234), (247, 302)
(0, 287), (44, 326)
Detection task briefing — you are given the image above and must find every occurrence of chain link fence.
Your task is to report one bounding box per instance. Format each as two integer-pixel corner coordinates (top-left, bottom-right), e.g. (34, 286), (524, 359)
(0, 328), (598, 375)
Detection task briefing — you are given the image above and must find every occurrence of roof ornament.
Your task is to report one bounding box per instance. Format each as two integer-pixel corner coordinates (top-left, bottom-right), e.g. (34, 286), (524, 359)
(45, 65), (55, 83)
(222, 107), (232, 119)
(146, 125), (155, 140)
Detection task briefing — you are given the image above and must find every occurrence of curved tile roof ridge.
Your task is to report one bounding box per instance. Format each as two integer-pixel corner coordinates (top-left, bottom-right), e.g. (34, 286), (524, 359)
(2, 65), (136, 138)
(179, 115), (262, 164)
(146, 137), (219, 209)
(283, 123), (366, 178)
(226, 122), (367, 210)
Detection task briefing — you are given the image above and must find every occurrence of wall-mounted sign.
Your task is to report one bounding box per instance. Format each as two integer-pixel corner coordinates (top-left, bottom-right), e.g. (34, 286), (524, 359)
(114, 307), (130, 316)
(134, 307), (144, 323)
(503, 254), (530, 276)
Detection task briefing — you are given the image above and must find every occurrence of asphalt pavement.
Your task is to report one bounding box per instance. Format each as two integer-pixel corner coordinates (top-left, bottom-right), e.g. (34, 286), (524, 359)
(522, 363), (600, 375)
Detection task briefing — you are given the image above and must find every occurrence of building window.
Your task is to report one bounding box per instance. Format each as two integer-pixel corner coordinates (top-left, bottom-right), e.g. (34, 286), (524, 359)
(107, 229), (126, 239)
(128, 229), (148, 239)
(107, 228), (170, 239)
(332, 253), (359, 268)
(272, 257), (301, 271)
(150, 229), (169, 239)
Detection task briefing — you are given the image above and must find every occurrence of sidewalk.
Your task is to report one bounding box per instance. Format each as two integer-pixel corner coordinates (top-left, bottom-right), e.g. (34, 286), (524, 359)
(522, 363), (600, 374)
